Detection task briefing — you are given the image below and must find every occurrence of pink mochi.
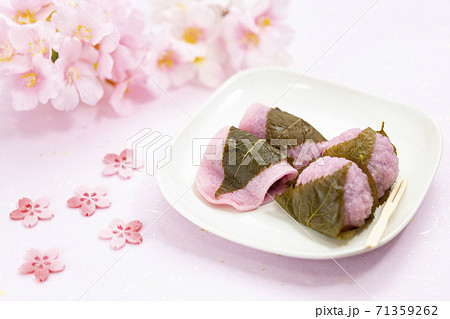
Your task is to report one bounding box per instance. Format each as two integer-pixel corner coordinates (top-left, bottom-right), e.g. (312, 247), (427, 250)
(196, 126), (298, 211)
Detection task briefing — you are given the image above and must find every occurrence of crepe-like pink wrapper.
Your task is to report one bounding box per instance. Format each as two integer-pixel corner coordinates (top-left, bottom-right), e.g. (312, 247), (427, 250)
(196, 126), (298, 211)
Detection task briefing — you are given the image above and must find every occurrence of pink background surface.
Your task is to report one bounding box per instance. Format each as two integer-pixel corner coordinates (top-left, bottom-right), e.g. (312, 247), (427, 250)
(0, 0), (449, 300)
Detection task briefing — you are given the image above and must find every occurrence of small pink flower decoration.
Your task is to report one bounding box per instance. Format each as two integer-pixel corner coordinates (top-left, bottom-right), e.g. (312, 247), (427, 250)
(99, 218), (143, 250)
(103, 149), (142, 179)
(18, 248), (65, 282)
(67, 186), (111, 216)
(10, 197), (54, 228)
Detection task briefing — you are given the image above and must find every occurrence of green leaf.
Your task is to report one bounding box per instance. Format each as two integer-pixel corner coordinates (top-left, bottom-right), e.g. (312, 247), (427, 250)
(215, 126), (287, 197)
(275, 163), (358, 239)
(323, 127), (379, 207)
(265, 108), (327, 148)
(376, 122), (397, 155)
(51, 49), (59, 63)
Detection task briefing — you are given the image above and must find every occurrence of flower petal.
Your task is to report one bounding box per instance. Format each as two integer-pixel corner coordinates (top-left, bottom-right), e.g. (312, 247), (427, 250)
(34, 197), (50, 208)
(95, 196), (111, 208)
(110, 218), (125, 229)
(126, 220), (142, 232)
(10, 209), (25, 220)
(25, 248), (42, 261)
(126, 232), (143, 245)
(98, 228), (114, 239)
(103, 164), (119, 176)
(118, 166), (133, 179)
(18, 262), (35, 274)
(34, 266), (50, 282)
(67, 196), (82, 208)
(81, 201), (96, 216)
(103, 153), (120, 164)
(18, 197), (33, 208)
(44, 248), (59, 260)
(119, 149), (132, 161)
(48, 260), (65, 272)
(92, 186), (107, 196)
(23, 214), (38, 228)
(75, 186), (91, 196)
(12, 89), (39, 111)
(75, 75), (104, 106)
(51, 83), (80, 111)
(110, 235), (126, 250)
(36, 209), (54, 220)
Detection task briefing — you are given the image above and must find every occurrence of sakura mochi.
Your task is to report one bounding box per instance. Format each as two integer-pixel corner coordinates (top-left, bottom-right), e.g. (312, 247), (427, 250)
(323, 125), (399, 200)
(196, 126), (298, 211)
(276, 157), (374, 239)
(239, 103), (328, 169)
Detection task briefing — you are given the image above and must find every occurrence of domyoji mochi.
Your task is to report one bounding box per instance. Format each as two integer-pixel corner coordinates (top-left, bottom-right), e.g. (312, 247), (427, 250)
(239, 103), (328, 169)
(196, 126), (298, 211)
(324, 127), (399, 199)
(296, 157), (373, 228)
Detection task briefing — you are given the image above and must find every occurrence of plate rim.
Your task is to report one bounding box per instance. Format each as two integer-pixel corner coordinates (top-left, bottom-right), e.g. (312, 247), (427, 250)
(157, 67), (443, 259)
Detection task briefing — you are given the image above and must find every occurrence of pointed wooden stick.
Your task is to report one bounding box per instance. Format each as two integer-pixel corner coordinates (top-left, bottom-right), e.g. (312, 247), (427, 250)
(365, 178), (408, 249)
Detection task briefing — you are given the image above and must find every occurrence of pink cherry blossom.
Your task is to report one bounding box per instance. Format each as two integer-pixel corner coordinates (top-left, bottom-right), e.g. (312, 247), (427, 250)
(221, 0), (293, 70)
(51, 37), (104, 111)
(0, 54), (55, 111)
(18, 248), (65, 282)
(67, 186), (111, 216)
(103, 149), (143, 179)
(0, 0), (53, 25)
(99, 218), (143, 250)
(0, 18), (31, 73)
(154, 1), (218, 46)
(51, 1), (113, 45)
(109, 70), (159, 115)
(9, 20), (56, 58)
(10, 197), (54, 228)
(145, 27), (196, 89)
(190, 45), (225, 88)
(106, 3), (150, 84)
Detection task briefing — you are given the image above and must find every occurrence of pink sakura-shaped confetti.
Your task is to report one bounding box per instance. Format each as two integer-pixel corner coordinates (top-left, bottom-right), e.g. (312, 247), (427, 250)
(10, 197), (54, 228)
(103, 149), (143, 179)
(67, 186), (111, 216)
(99, 218), (143, 250)
(19, 248), (65, 282)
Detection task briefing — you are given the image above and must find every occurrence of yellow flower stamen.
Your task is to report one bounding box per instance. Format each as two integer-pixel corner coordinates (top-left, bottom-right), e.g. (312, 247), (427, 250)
(241, 31), (259, 48)
(74, 25), (93, 42)
(0, 43), (14, 62)
(183, 27), (202, 44)
(28, 39), (47, 56)
(21, 72), (37, 88)
(14, 9), (36, 24)
(66, 67), (80, 85)
(157, 50), (174, 70)
(193, 56), (206, 64)
(258, 16), (271, 27)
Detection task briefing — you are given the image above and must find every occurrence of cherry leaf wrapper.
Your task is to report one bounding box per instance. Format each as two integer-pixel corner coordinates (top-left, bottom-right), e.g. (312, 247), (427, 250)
(276, 156), (376, 239)
(239, 104), (328, 169)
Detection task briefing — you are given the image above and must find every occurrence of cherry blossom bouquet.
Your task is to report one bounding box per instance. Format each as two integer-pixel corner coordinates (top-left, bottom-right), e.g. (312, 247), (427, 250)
(0, 0), (293, 114)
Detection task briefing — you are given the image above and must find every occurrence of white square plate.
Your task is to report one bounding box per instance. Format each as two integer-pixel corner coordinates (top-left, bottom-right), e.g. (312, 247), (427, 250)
(157, 67), (442, 259)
